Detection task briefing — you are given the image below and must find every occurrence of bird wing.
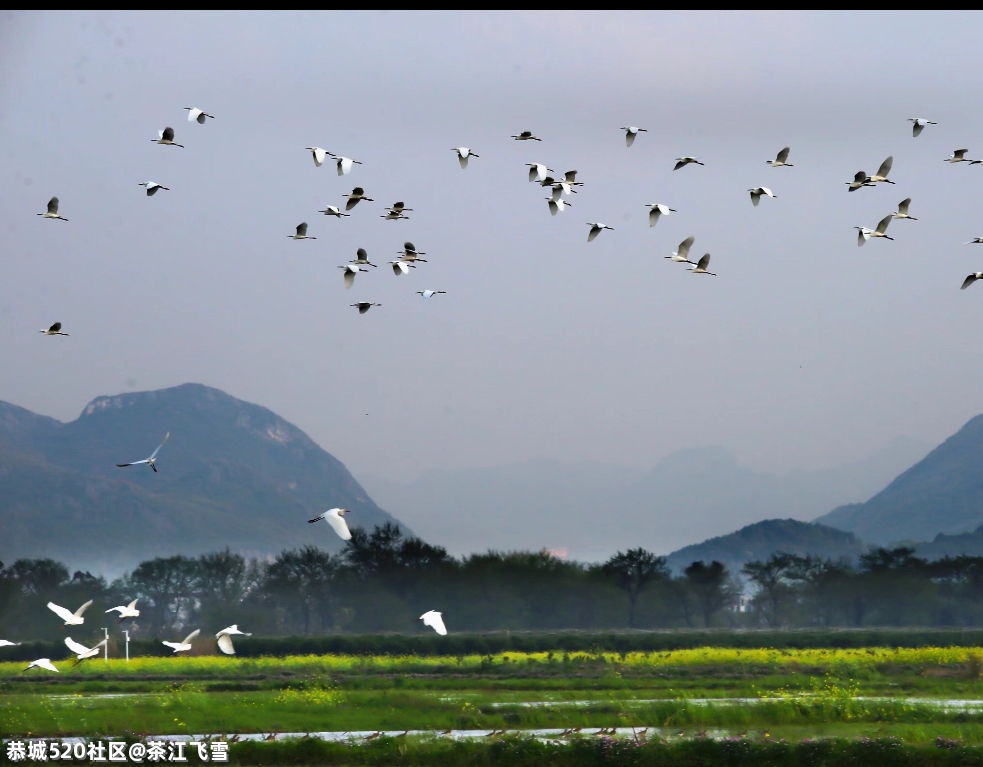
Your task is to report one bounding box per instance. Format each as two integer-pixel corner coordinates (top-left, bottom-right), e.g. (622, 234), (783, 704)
(673, 160), (686, 171)
(149, 433), (170, 461)
(217, 634), (236, 655)
(898, 198), (910, 215)
(325, 512), (352, 541)
(65, 637), (89, 655)
(875, 156), (893, 178)
(548, 200), (558, 215)
(162, 127), (175, 141)
(187, 109), (201, 122)
(182, 629), (201, 645)
(106, 606), (123, 615)
(564, 170), (577, 183)
(527, 166), (538, 182)
(48, 197), (59, 214)
(587, 226), (600, 242)
(345, 198), (359, 211)
(853, 171), (867, 182)
(955, 149), (968, 160)
(344, 270), (355, 289)
(127, 599), (139, 611)
(47, 603), (74, 622)
(35, 659), (59, 672)
(296, 223), (308, 236)
(750, 191), (760, 206)
(857, 230), (867, 247)
(162, 642), (181, 651)
(625, 132), (635, 147)
(423, 612), (447, 635)
(117, 460), (148, 467)
(876, 215), (892, 234)
(962, 275), (979, 290)
(912, 123), (924, 137)
(776, 147), (790, 163)
(74, 600), (93, 618)
(49, 322), (62, 332)
(677, 236), (695, 258)
(648, 208), (660, 227)
(697, 254), (711, 270)
(458, 154), (469, 169)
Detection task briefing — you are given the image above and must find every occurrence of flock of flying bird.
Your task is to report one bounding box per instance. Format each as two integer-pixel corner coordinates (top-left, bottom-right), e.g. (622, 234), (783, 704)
(16, 108), (983, 669)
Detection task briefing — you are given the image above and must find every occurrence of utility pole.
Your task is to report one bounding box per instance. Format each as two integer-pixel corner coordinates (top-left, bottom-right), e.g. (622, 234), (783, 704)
(102, 627), (109, 661)
(123, 630), (130, 662)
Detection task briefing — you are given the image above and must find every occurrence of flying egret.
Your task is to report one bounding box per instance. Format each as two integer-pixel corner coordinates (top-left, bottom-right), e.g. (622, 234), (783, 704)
(162, 629), (200, 654)
(868, 156), (895, 184)
(646, 204), (676, 227)
(964, 238), (983, 245)
(340, 264), (367, 289)
(546, 179), (577, 200)
(152, 127), (183, 147)
(962, 273), (983, 289)
(332, 155), (362, 176)
(39, 322), (68, 337)
(308, 508), (353, 541)
(527, 163), (553, 183)
(547, 198), (571, 215)
(390, 260), (415, 275)
(946, 149), (973, 163)
(351, 248), (377, 267)
(587, 222), (614, 242)
(386, 202), (413, 214)
(138, 182), (169, 196)
(65, 637), (108, 665)
(666, 236), (696, 264)
(399, 242), (427, 261)
(621, 126), (647, 147)
(350, 302), (381, 314)
(116, 432), (170, 473)
(47, 600), (93, 627)
(0, 640), (20, 647)
(420, 610), (447, 635)
(908, 118), (936, 137)
(893, 198), (917, 220)
(343, 187), (374, 211)
(855, 215), (894, 246)
(289, 222), (315, 240)
(452, 147), (479, 168)
(307, 147), (329, 167)
(184, 107), (214, 124)
(37, 197), (68, 221)
(216, 625), (252, 655)
(688, 254), (716, 276)
(26, 658), (59, 673)
(417, 290), (446, 298)
(106, 599), (140, 623)
(563, 170), (582, 186)
(846, 171), (874, 191)
(673, 157), (704, 170)
(748, 187), (777, 206)
(512, 131), (542, 141)
(767, 147), (793, 167)
(382, 202), (411, 221)
(319, 205), (350, 218)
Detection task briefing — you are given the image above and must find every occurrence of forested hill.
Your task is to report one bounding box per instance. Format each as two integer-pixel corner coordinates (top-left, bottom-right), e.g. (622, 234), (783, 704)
(0, 384), (405, 574)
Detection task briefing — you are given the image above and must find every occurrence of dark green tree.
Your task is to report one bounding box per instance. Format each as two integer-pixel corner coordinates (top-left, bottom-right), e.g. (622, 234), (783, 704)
(602, 549), (669, 628)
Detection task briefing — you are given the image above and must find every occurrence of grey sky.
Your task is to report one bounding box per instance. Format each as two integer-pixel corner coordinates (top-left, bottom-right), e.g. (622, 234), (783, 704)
(3, 10), (983, 492)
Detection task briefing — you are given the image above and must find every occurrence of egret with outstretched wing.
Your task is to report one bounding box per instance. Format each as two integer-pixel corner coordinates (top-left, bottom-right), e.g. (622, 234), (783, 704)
(117, 433), (170, 473)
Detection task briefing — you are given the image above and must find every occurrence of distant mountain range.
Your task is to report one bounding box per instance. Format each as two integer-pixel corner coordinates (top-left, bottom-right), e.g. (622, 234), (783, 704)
(0, 384), (405, 575)
(361, 438), (929, 561)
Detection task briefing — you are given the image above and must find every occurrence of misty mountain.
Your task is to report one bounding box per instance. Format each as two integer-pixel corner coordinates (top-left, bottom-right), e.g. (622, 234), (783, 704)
(663, 518), (866, 575)
(816, 415), (983, 544)
(361, 437), (928, 561)
(0, 384), (405, 575)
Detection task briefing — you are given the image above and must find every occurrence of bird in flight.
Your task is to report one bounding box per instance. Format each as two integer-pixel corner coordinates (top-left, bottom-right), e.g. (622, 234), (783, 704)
(351, 248), (377, 267)
(308, 508), (353, 539)
(868, 156), (895, 184)
(767, 147), (793, 167)
(855, 215), (894, 246)
(748, 187), (776, 206)
(0, 640), (21, 648)
(343, 187), (374, 211)
(846, 171), (874, 191)
(351, 302), (381, 314)
(39, 322), (68, 337)
(398, 242), (427, 262)
(962, 273), (983, 290)
(162, 629), (200, 654)
(184, 107), (214, 124)
(382, 202), (412, 221)
(319, 205), (350, 218)
(673, 157), (704, 171)
(65, 637), (107, 666)
(587, 222), (614, 242)
(138, 181), (169, 196)
(646, 204), (676, 227)
(216, 625), (252, 655)
(512, 130), (542, 141)
(289, 222), (315, 240)
(38, 196), (68, 221)
(333, 155), (362, 176)
(417, 290), (446, 298)
(893, 198), (917, 220)
(47, 600), (93, 626)
(25, 658), (59, 673)
(340, 264), (367, 289)
(946, 149), (974, 164)
(908, 118), (936, 137)
(452, 147), (479, 168)
(420, 610), (448, 635)
(621, 126), (647, 147)
(527, 163), (553, 183)
(666, 236), (696, 264)
(116, 432), (170, 473)
(307, 147), (330, 167)
(391, 261), (415, 275)
(106, 599), (140, 623)
(688, 254), (716, 276)
(152, 127), (183, 147)
(547, 198), (572, 216)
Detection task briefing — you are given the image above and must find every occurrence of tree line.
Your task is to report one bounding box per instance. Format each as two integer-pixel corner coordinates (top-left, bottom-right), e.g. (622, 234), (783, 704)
(3, 524), (983, 640)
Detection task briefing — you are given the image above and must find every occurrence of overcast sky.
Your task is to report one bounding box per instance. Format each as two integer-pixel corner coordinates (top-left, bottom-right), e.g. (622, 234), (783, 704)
(3, 11), (983, 485)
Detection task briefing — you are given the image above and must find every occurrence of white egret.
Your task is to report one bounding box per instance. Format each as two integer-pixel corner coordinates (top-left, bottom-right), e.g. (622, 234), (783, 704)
(47, 600), (93, 627)
(116, 432), (170, 473)
(319, 205), (350, 218)
(138, 182), (169, 196)
(106, 599), (140, 623)
(621, 126), (647, 147)
(908, 118), (936, 137)
(37, 197), (68, 221)
(964, 238), (983, 245)
(216, 625), (252, 655)
(748, 187), (776, 206)
(386, 202), (413, 214)
(26, 659), (59, 673)
(39, 322), (68, 337)
(527, 163), (553, 183)
(382, 201), (412, 220)
(587, 222), (614, 242)
(512, 131), (542, 141)
(673, 157), (704, 170)
(399, 242), (427, 261)
(855, 215), (894, 246)
(308, 508), (353, 539)
(846, 171), (874, 191)
(152, 127), (183, 148)
(65, 637), (107, 665)
(332, 155), (362, 176)
(547, 198), (571, 215)
(646, 204), (676, 227)
(340, 264), (367, 289)
(351, 248), (377, 267)
(0, 640), (21, 647)
(162, 629), (200, 654)
(452, 147), (479, 168)
(893, 198), (917, 220)
(946, 149), (973, 163)
(350, 302), (381, 314)
(688, 254), (716, 276)
(306, 147), (330, 167)
(666, 236), (696, 264)
(390, 260), (415, 275)
(962, 273), (983, 289)
(563, 170), (582, 186)
(420, 610), (447, 635)
(868, 156), (895, 184)
(184, 108), (214, 124)
(767, 147), (793, 167)
(289, 222), (315, 240)
(546, 180), (577, 200)
(343, 187), (374, 211)
(417, 290), (446, 298)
